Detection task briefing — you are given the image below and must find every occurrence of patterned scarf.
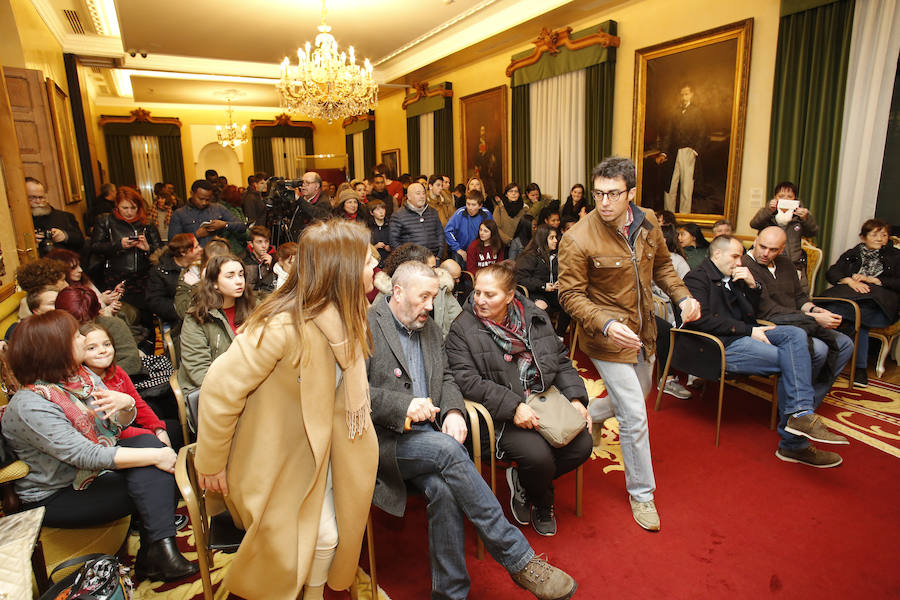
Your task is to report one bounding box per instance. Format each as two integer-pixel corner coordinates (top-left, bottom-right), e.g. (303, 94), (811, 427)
(25, 366), (119, 490)
(859, 246), (884, 278)
(477, 298), (540, 394)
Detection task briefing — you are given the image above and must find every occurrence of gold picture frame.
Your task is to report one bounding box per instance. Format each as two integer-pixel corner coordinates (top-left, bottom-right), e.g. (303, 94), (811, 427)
(380, 148), (400, 180)
(632, 19), (753, 227)
(45, 79), (84, 205)
(460, 85), (508, 199)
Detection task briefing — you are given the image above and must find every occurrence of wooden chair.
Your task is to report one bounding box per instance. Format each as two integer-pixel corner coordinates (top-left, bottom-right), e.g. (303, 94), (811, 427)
(157, 316), (179, 368)
(655, 325), (778, 447)
(803, 241), (823, 292)
(870, 317), (900, 379)
(465, 400), (583, 519)
(517, 285), (529, 299)
(169, 372), (193, 445)
(175, 444), (378, 600)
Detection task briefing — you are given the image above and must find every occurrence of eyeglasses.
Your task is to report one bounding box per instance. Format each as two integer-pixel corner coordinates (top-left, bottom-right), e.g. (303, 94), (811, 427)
(591, 189), (628, 202)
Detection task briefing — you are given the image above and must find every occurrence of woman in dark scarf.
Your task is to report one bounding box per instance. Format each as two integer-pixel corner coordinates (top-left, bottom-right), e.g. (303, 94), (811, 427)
(493, 182), (527, 246)
(560, 183), (594, 222)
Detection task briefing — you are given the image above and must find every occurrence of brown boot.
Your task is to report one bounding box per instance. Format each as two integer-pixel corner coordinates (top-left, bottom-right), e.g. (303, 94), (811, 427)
(511, 555), (577, 600)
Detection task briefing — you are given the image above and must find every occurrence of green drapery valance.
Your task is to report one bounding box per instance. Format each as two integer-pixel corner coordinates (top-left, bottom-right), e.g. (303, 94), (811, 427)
(404, 82), (452, 118)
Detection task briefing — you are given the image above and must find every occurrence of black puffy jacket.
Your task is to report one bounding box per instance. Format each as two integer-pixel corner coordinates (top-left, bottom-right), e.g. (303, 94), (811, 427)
(90, 214), (162, 283)
(145, 250), (183, 323)
(444, 293), (587, 424)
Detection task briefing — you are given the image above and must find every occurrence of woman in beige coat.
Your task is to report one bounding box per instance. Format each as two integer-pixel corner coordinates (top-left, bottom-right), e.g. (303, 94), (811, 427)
(194, 220), (379, 600)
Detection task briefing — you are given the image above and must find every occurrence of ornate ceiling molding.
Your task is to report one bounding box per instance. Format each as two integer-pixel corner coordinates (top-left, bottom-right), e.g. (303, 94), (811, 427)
(401, 82), (453, 110)
(506, 26), (621, 77)
(342, 113), (376, 128)
(98, 108), (181, 127)
(249, 113), (315, 130)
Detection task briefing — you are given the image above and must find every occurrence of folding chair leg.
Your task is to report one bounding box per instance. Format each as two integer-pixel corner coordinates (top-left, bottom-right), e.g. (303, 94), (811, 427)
(769, 377), (778, 431)
(366, 513), (377, 596)
(575, 465), (583, 518)
(715, 379), (726, 447)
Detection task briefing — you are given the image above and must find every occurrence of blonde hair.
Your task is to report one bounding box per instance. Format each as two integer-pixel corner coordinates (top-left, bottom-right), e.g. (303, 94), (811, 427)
(243, 220), (372, 361)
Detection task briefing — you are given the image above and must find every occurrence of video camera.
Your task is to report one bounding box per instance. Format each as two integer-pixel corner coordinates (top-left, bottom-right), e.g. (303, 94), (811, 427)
(265, 177), (303, 220)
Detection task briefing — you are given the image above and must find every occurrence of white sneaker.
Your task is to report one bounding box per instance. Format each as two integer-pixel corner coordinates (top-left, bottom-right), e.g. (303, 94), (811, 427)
(663, 379), (692, 400)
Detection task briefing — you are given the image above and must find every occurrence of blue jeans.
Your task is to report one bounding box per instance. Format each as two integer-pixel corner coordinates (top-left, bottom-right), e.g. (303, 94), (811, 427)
(590, 351), (655, 503)
(396, 429), (533, 600)
(724, 326), (849, 450)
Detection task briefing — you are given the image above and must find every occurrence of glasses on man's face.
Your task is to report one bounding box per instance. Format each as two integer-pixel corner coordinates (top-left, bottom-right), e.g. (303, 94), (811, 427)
(591, 189), (628, 202)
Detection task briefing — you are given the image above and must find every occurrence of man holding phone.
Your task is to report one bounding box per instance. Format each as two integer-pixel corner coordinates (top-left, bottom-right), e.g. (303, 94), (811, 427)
(168, 180), (246, 247)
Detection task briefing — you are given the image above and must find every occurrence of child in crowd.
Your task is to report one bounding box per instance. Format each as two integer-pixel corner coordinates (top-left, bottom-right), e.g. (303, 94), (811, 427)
(273, 242), (298, 290)
(508, 214), (534, 261)
(467, 220), (505, 273)
(243, 225), (276, 296)
(15, 258), (69, 318)
(367, 199), (391, 266)
(1, 286), (59, 348)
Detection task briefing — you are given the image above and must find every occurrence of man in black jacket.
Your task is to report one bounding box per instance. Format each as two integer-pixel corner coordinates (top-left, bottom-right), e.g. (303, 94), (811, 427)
(684, 235), (849, 468)
(27, 177), (84, 256)
(389, 182), (445, 259)
(366, 261), (576, 600)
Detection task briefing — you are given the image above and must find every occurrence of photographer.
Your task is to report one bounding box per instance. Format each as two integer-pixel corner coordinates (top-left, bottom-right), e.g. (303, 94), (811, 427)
(27, 177), (84, 256)
(90, 186), (161, 316)
(266, 175), (332, 243)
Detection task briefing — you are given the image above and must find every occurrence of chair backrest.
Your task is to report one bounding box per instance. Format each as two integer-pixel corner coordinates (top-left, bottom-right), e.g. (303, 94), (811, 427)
(803, 241), (823, 292)
(169, 373), (193, 445)
(670, 329), (727, 381)
(157, 317), (179, 368)
(174, 444), (213, 567)
(517, 285), (529, 298)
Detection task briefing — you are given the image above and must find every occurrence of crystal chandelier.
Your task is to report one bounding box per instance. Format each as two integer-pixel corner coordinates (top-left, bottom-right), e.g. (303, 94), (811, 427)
(277, 0), (378, 123)
(216, 101), (248, 148)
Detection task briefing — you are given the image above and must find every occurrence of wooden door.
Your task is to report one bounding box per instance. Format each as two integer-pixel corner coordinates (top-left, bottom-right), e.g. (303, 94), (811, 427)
(3, 66), (64, 210)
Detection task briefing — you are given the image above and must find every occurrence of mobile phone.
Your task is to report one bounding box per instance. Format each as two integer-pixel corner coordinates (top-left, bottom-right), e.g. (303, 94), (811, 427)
(200, 221), (212, 228)
(128, 235), (139, 241)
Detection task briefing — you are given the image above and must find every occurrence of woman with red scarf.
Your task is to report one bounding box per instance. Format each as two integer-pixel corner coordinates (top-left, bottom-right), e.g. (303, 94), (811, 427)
(89, 186), (161, 319)
(2, 311), (198, 581)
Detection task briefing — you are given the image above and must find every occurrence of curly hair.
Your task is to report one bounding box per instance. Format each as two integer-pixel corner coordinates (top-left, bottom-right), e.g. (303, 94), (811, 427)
(16, 258), (69, 293)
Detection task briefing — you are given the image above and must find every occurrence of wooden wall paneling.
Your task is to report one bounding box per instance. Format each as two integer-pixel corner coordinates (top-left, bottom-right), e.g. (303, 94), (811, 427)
(3, 66), (64, 211)
(0, 66), (39, 294)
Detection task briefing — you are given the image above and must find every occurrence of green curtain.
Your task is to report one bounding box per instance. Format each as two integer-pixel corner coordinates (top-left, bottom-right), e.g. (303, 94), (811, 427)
(585, 62), (615, 184)
(345, 133), (355, 179)
(104, 133), (136, 188)
(407, 115), (420, 178)
(157, 134), (186, 201)
(363, 125), (376, 177)
(434, 96), (453, 178)
(252, 135), (274, 178)
(511, 84), (530, 186)
(767, 0), (854, 289)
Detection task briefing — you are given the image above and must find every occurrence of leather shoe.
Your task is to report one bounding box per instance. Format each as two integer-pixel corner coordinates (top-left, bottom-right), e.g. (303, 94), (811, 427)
(135, 537), (199, 582)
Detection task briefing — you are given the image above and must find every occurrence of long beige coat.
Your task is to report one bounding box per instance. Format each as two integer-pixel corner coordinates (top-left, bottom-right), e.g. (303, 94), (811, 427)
(194, 311), (377, 600)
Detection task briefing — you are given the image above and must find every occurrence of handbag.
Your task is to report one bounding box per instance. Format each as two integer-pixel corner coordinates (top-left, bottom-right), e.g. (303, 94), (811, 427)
(40, 553), (133, 600)
(524, 385), (585, 448)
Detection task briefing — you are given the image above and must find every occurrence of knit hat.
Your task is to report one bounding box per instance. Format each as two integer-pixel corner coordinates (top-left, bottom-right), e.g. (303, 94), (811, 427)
(338, 188), (360, 205)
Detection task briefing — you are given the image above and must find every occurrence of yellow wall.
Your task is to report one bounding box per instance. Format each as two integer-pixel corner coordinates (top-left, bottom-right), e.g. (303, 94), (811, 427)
(376, 0), (779, 235)
(9, 0), (67, 94)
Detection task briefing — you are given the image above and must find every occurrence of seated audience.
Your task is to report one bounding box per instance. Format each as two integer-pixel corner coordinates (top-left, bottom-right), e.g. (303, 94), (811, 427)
(367, 199), (391, 266)
(2, 311), (197, 581)
(390, 183), (445, 259)
(177, 255), (255, 396)
(655, 210), (677, 228)
(466, 219), (504, 273)
(451, 183), (467, 209)
(3, 286), (59, 345)
(684, 235), (849, 467)
(820, 218), (900, 386)
(445, 261), (591, 536)
(538, 206), (561, 231)
(168, 180), (246, 247)
(439, 258), (472, 305)
(373, 243), (461, 338)
(712, 219), (733, 237)
(651, 224), (693, 400)
(677, 222), (710, 270)
(55, 286), (141, 377)
(525, 183), (547, 219)
(80, 322), (180, 450)
(493, 183), (526, 246)
(273, 242), (298, 290)
(560, 183), (593, 222)
(90, 186), (162, 319)
(366, 261), (577, 600)
(559, 215), (578, 235)
(26, 177), (84, 256)
(174, 237), (232, 319)
(47, 248), (122, 316)
(508, 214), (534, 261)
(750, 181), (818, 292)
(242, 226), (276, 296)
(466, 176), (496, 212)
(15, 258), (69, 319)
(446, 189), (493, 267)
(146, 233), (202, 328)
(516, 224), (570, 336)
(744, 225), (854, 390)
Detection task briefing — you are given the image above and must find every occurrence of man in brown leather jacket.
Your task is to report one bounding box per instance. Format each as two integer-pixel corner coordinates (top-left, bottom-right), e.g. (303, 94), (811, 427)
(558, 156), (701, 532)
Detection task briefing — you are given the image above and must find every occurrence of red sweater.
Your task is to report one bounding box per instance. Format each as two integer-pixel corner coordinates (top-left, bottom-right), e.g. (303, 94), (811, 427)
(466, 240), (504, 273)
(102, 365), (166, 438)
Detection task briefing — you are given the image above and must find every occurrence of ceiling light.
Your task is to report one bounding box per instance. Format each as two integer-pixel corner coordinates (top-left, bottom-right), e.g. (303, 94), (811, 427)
(216, 100), (248, 149)
(277, 0), (378, 123)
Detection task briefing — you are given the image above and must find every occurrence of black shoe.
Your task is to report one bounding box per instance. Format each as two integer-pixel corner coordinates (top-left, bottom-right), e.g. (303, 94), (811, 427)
(532, 505), (557, 537)
(506, 467), (531, 525)
(854, 368), (868, 388)
(134, 537), (199, 582)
